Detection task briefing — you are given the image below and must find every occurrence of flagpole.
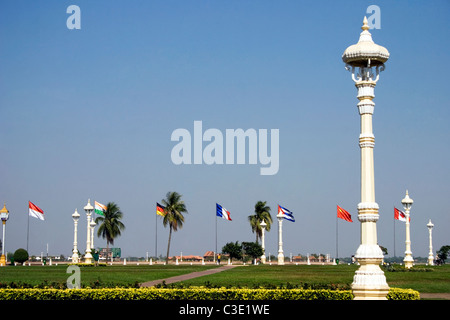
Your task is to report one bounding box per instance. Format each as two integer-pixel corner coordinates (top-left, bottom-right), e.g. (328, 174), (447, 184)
(336, 213), (338, 260)
(215, 207), (217, 263)
(27, 201), (30, 253)
(393, 205), (396, 258)
(155, 209), (157, 261)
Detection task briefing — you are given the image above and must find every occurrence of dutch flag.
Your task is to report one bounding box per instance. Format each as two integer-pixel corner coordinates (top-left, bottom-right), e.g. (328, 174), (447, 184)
(216, 203), (232, 221)
(278, 205), (295, 222)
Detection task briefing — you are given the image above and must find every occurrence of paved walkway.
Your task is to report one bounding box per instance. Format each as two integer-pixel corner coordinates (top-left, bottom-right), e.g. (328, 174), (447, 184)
(420, 293), (450, 300)
(140, 265), (239, 287)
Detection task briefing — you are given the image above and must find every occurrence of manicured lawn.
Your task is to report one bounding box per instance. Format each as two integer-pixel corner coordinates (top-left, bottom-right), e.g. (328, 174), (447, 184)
(182, 264), (356, 289)
(1, 263), (449, 294)
(0, 264), (219, 287)
(179, 264), (450, 294)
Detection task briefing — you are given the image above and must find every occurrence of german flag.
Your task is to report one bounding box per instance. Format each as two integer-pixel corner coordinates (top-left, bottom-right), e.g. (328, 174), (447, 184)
(156, 203), (166, 216)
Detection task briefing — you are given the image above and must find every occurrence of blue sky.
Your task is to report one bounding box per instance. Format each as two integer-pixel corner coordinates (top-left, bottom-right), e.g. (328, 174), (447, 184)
(0, 0), (449, 260)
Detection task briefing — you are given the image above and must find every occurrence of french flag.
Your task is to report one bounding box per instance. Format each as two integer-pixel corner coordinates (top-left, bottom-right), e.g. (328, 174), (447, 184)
(216, 203), (232, 221)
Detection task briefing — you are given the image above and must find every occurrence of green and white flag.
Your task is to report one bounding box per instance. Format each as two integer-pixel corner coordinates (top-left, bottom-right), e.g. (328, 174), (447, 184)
(95, 201), (106, 216)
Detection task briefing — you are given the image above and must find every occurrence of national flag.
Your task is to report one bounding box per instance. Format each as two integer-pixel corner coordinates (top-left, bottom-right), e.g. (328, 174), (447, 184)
(95, 201), (107, 216)
(394, 207), (409, 222)
(278, 205), (295, 222)
(216, 203), (232, 221)
(29, 201), (44, 221)
(337, 205), (353, 222)
(156, 203), (166, 216)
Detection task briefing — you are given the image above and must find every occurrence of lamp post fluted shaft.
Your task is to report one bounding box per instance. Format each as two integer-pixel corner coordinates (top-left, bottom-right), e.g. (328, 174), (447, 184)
(342, 17), (390, 300)
(0, 204), (10, 266)
(427, 219), (434, 266)
(72, 209), (80, 263)
(277, 215), (284, 265)
(260, 220), (267, 264)
(402, 190), (414, 268)
(84, 199), (94, 264)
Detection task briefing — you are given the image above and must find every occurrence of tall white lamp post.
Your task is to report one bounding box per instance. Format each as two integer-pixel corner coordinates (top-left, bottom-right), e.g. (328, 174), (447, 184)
(277, 213), (284, 265)
(427, 219), (434, 266)
(90, 219), (96, 250)
(260, 220), (267, 264)
(342, 17), (390, 299)
(402, 190), (414, 269)
(84, 199), (94, 264)
(0, 203), (10, 266)
(71, 209), (80, 263)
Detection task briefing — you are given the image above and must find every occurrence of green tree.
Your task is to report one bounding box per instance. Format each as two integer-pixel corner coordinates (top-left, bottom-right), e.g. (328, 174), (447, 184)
(95, 202), (125, 262)
(13, 248), (29, 265)
(437, 245), (450, 264)
(161, 191), (188, 264)
(222, 241), (242, 262)
(248, 201), (272, 243)
(242, 242), (264, 263)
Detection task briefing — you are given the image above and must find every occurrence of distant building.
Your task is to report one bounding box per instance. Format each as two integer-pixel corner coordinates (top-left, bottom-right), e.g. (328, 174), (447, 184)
(99, 248), (121, 260)
(203, 251), (215, 261)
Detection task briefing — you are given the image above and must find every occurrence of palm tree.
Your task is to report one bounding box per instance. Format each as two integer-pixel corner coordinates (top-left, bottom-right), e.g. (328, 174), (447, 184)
(161, 191), (188, 264)
(95, 202), (125, 262)
(248, 201), (272, 243)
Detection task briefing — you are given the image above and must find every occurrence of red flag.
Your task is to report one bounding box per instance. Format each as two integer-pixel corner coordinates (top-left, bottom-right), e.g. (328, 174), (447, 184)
(29, 201), (45, 221)
(337, 205), (353, 222)
(394, 207), (409, 222)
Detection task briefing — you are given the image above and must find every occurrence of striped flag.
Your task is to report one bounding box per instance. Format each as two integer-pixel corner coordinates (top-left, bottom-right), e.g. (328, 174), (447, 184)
(216, 203), (232, 221)
(95, 201), (107, 216)
(394, 207), (409, 222)
(156, 203), (166, 216)
(337, 205), (353, 222)
(278, 205), (295, 222)
(29, 201), (44, 220)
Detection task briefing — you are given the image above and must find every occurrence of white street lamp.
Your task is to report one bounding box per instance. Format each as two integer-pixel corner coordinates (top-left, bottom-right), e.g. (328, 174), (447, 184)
(0, 203), (10, 266)
(71, 209), (80, 263)
(401, 190), (414, 269)
(90, 219), (96, 250)
(260, 220), (267, 264)
(427, 219), (434, 266)
(276, 213), (284, 265)
(84, 199), (94, 264)
(342, 16), (390, 299)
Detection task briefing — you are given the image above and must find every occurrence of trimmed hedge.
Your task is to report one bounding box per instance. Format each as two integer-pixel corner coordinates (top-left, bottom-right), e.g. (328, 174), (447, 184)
(0, 287), (419, 300)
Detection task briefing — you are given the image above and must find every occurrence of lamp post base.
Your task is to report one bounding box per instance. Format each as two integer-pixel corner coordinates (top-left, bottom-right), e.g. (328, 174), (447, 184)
(277, 253), (284, 265)
(0, 254), (6, 266)
(404, 255), (414, 269)
(352, 256), (389, 300)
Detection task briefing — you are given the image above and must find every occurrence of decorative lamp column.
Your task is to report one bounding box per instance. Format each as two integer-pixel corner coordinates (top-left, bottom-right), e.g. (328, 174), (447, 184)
(401, 190), (414, 268)
(84, 199), (94, 264)
(90, 219), (96, 250)
(427, 219), (434, 266)
(260, 220), (267, 264)
(342, 17), (390, 299)
(71, 209), (80, 263)
(277, 213), (284, 265)
(0, 203), (10, 266)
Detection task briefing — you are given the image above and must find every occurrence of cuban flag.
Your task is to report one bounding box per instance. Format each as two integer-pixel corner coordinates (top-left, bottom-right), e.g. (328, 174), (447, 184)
(278, 205), (295, 222)
(216, 203), (232, 221)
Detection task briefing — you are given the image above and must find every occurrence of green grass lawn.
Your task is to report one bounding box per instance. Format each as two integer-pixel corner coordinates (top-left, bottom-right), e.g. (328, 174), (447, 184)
(0, 264), (219, 287)
(0, 263), (449, 294)
(182, 264), (450, 293)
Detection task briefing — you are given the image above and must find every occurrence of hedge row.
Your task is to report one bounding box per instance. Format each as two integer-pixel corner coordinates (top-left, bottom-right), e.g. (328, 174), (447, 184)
(0, 287), (419, 300)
